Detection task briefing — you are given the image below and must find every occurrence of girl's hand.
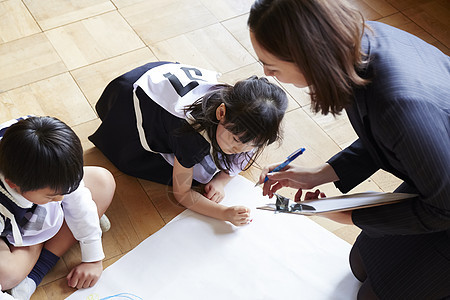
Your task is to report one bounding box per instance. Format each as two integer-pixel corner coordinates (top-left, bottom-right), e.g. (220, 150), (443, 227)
(204, 180), (226, 203)
(224, 206), (251, 226)
(67, 261), (103, 289)
(204, 171), (233, 203)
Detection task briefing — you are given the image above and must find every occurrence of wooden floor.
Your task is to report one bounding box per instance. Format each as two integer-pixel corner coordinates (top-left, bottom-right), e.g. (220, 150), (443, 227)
(0, 0), (448, 298)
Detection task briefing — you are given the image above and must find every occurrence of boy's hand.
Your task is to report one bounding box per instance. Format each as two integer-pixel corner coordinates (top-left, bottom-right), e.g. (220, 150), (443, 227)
(67, 260), (103, 289)
(224, 206), (251, 226)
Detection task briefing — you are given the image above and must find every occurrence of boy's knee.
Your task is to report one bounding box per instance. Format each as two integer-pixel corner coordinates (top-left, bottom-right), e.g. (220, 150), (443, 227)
(0, 261), (26, 290)
(83, 166), (115, 213)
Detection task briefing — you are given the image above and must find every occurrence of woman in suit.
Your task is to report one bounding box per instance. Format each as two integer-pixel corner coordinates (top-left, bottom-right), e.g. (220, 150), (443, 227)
(249, 0), (450, 299)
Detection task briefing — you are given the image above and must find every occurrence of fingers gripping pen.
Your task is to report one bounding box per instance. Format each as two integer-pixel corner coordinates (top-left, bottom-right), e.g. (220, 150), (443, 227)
(255, 147), (305, 187)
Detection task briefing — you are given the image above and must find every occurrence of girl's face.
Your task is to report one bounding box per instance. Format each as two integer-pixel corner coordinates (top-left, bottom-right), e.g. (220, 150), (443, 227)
(216, 123), (255, 155)
(215, 103), (255, 155)
(250, 31), (308, 88)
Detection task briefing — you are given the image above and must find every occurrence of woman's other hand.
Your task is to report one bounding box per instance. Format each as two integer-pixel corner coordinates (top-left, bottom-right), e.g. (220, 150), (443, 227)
(259, 163), (339, 201)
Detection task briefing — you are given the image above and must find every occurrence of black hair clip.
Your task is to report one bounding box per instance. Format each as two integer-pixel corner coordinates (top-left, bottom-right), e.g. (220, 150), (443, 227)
(257, 193), (315, 214)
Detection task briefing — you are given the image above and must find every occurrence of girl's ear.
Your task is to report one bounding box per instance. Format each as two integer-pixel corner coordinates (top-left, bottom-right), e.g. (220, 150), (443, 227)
(216, 103), (226, 121)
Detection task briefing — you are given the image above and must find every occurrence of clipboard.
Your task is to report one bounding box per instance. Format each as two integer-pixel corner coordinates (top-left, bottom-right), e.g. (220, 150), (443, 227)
(257, 192), (418, 215)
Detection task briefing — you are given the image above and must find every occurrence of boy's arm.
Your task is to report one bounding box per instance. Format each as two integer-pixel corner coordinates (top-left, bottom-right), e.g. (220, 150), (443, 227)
(172, 158), (250, 226)
(61, 180), (104, 262)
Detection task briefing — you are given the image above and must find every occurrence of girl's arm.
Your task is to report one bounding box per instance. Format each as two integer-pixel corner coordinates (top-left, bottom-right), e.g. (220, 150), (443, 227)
(172, 157), (250, 226)
(204, 171), (233, 203)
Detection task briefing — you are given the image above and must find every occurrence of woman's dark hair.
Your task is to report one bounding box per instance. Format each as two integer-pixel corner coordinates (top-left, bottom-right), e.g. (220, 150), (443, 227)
(248, 0), (369, 115)
(0, 116), (83, 194)
(184, 76), (288, 172)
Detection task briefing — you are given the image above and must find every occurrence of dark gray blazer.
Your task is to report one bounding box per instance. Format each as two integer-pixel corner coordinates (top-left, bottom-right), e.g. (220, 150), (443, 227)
(327, 21), (449, 298)
(328, 21), (450, 237)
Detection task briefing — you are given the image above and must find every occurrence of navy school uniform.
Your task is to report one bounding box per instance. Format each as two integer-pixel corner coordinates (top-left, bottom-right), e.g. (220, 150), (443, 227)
(89, 61), (248, 186)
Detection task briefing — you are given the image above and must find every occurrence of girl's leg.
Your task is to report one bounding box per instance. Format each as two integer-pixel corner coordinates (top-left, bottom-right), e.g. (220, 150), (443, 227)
(0, 239), (42, 290)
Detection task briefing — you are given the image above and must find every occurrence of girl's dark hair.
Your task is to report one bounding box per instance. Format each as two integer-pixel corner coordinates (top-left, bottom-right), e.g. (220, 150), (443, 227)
(0, 116), (83, 194)
(248, 0), (369, 115)
(184, 76), (288, 172)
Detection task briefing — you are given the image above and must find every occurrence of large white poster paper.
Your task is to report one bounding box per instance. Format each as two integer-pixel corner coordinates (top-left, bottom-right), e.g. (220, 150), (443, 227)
(67, 176), (360, 300)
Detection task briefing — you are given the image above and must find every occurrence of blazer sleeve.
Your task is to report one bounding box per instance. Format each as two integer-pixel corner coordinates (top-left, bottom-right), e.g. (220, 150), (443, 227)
(327, 139), (379, 193)
(352, 95), (450, 237)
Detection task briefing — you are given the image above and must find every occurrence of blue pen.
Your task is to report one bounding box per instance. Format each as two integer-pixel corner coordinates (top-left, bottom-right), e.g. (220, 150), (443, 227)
(255, 147), (306, 187)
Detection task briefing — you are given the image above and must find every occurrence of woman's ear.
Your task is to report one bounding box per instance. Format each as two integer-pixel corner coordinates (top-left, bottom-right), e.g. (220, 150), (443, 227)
(216, 103), (226, 121)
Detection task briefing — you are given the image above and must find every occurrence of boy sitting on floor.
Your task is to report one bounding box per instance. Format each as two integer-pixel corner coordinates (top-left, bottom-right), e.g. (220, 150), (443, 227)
(0, 116), (115, 299)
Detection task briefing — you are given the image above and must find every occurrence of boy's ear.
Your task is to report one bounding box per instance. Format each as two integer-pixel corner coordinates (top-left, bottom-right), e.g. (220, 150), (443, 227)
(216, 103), (226, 121)
(4, 178), (18, 189)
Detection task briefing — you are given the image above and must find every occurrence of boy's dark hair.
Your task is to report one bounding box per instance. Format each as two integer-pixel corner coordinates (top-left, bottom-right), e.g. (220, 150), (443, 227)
(248, 0), (369, 115)
(184, 76), (288, 172)
(0, 116), (83, 194)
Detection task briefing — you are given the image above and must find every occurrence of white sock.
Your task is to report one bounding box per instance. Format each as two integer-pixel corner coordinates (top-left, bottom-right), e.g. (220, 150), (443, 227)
(10, 277), (36, 300)
(0, 284), (16, 300)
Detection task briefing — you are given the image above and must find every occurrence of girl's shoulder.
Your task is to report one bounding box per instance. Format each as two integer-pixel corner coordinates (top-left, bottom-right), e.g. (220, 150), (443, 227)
(133, 62), (220, 119)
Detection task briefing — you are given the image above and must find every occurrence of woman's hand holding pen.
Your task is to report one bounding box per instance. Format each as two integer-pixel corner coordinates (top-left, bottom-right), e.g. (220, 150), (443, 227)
(259, 163), (339, 202)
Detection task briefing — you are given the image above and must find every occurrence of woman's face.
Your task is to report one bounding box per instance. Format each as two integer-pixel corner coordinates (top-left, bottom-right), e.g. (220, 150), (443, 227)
(250, 31), (308, 88)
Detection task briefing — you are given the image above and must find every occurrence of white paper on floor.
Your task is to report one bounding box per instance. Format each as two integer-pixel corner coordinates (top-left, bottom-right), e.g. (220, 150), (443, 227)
(66, 176), (360, 300)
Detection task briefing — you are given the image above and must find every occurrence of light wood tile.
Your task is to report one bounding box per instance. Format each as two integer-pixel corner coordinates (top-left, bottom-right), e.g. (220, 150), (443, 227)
(349, 0), (391, 20)
(72, 118), (102, 151)
(278, 84), (312, 107)
(350, 0), (398, 20)
(101, 183), (143, 254)
(150, 23), (255, 73)
(222, 14), (255, 57)
(71, 48), (157, 106)
(29, 285), (47, 300)
(370, 169), (403, 192)
(23, 0), (115, 30)
(111, 0), (146, 9)
(40, 259), (68, 286)
(403, 0), (450, 48)
(332, 225), (362, 245)
(0, 33), (66, 92)
(303, 104), (358, 150)
(0, 73), (96, 127)
(120, 0), (218, 44)
(103, 253), (125, 269)
(45, 11), (145, 70)
(112, 174), (166, 242)
(40, 277), (75, 300)
(138, 179), (186, 223)
(199, 0), (254, 21)
(378, 12), (437, 44)
(83, 147), (122, 177)
(0, 0), (40, 44)
(386, 0), (435, 11)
